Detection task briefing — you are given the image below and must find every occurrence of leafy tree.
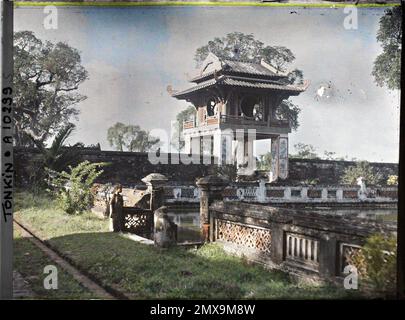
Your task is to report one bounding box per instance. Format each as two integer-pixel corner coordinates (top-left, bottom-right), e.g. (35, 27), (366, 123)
(107, 122), (161, 152)
(194, 32), (301, 78)
(107, 122), (127, 152)
(27, 124), (84, 190)
(125, 126), (161, 152)
(49, 161), (106, 215)
(275, 100), (300, 131)
(194, 32), (303, 130)
(14, 31), (88, 146)
(323, 150), (337, 160)
(290, 143), (319, 159)
(30, 123), (83, 172)
(171, 105), (197, 151)
(372, 6), (402, 90)
(340, 161), (383, 185)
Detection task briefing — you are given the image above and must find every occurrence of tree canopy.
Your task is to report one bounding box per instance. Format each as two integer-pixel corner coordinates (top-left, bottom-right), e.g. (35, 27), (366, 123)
(194, 32), (303, 85)
(107, 122), (161, 152)
(14, 31), (88, 146)
(372, 6), (402, 90)
(290, 143), (319, 160)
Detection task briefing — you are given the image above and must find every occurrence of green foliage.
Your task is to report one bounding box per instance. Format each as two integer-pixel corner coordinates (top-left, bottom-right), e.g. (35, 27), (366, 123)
(27, 124), (83, 191)
(290, 143), (319, 159)
(172, 105), (197, 151)
(372, 6), (402, 90)
(256, 152), (272, 171)
(340, 161), (383, 185)
(387, 175), (398, 186)
(107, 122), (161, 152)
(50, 161), (106, 215)
(106, 122), (127, 151)
(14, 31), (88, 146)
(347, 234), (397, 293)
(276, 100), (301, 131)
(194, 32), (300, 78)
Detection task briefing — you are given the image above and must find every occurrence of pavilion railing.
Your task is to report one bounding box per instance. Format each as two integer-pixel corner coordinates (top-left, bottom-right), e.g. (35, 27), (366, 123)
(183, 115), (291, 129)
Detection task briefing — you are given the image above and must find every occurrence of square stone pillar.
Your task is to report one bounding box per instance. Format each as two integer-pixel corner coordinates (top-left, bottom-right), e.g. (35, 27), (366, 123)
(269, 134), (289, 182)
(196, 176), (227, 242)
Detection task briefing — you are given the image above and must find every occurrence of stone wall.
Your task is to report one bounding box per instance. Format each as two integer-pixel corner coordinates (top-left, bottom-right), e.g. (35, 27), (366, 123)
(210, 201), (397, 282)
(288, 158), (398, 185)
(14, 147), (398, 187)
(14, 147), (214, 187)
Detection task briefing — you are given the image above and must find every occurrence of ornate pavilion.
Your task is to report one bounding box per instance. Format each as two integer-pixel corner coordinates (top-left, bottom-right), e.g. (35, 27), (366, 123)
(171, 53), (309, 181)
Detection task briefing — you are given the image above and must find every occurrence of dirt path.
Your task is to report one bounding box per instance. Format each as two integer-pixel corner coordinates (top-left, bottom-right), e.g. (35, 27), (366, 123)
(14, 221), (116, 300)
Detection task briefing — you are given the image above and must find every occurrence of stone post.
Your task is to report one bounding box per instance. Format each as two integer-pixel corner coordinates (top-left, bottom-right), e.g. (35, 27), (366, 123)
(142, 173), (168, 235)
(154, 206), (177, 248)
(319, 235), (338, 279)
(141, 173), (168, 212)
(196, 175), (227, 242)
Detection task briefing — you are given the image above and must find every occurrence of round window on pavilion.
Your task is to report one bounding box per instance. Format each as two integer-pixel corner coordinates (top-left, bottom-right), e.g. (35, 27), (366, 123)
(240, 96), (260, 118)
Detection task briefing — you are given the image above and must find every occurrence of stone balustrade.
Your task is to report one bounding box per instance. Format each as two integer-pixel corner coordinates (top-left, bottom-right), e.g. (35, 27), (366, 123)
(208, 200), (397, 282)
(93, 182), (398, 210)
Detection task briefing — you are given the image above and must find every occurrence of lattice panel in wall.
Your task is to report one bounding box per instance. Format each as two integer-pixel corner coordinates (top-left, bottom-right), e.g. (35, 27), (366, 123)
(216, 220), (271, 254)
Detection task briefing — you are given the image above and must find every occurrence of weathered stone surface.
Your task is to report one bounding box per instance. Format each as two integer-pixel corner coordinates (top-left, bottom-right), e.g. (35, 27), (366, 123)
(14, 147), (214, 187)
(288, 158), (398, 185)
(142, 173), (168, 186)
(209, 200), (397, 282)
(196, 175), (227, 189)
(154, 206), (177, 247)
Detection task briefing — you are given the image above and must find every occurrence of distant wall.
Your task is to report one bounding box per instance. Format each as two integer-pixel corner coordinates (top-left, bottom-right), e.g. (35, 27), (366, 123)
(288, 158), (398, 185)
(14, 148), (398, 187)
(14, 148), (215, 187)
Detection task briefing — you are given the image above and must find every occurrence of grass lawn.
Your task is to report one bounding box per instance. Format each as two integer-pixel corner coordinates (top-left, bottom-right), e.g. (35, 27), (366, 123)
(14, 226), (99, 299)
(14, 191), (359, 299)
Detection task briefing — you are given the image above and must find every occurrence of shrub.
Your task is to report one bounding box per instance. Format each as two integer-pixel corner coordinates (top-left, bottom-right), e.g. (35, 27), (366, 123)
(340, 161), (383, 185)
(346, 233), (397, 293)
(387, 175), (398, 186)
(49, 161), (107, 215)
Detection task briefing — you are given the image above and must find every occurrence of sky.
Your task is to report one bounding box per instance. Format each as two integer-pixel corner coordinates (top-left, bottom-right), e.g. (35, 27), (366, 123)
(14, 6), (400, 163)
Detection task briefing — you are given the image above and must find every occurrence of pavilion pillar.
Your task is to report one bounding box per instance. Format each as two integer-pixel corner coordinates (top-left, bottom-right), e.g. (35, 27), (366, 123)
(269, 134), (289, 182)
(191, 136), (199, 155)
(213, 130), (233, 165)
(184, 134), (191, 154)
